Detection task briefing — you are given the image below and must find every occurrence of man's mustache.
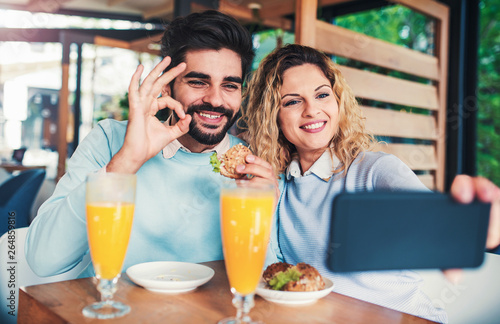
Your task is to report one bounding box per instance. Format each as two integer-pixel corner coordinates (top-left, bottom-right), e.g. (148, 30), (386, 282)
(185, 103), (234, 119)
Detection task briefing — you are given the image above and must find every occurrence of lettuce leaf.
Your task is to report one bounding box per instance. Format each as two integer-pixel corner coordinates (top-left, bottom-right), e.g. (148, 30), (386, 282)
(210, 152), (221, 173)
(268, 268), (302, 290)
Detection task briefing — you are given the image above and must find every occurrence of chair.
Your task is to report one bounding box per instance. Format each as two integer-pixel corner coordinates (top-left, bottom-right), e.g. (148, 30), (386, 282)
(0, 227), (91, 324)
(0, 169), (45, 237)
(0, 167), (12, 185)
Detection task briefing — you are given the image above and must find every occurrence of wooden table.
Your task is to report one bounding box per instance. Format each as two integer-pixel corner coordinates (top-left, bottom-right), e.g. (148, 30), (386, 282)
(19, 261), (436, 324)
(0, 164), (46, 173)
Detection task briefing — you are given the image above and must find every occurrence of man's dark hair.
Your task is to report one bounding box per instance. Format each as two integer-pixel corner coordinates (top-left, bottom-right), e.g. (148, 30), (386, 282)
(161, 10), (255, 80)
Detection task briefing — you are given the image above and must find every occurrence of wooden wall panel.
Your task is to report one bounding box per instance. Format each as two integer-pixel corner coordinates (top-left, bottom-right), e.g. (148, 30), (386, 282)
(338, 65), (439, 110)
(390, 0), (448, 20)
(361, 106), (437, 140)
(434, 8), (450, 192)
(374, 143), (437, 171)
(417, 174), (435, 189)
(315, 20), (439, 80)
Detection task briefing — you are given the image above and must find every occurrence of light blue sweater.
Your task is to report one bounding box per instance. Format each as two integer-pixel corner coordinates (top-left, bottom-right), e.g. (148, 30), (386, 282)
(25, 119), (279, 278)
(278, 151), (448, 323)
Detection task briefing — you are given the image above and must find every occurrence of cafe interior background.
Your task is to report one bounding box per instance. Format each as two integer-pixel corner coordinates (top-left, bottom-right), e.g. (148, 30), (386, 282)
(0, 0), (499, 322)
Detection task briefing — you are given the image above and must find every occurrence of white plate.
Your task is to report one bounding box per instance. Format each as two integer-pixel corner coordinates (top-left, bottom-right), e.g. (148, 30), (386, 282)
(255, 277), (334, 305)
(126, 261), (215, 294)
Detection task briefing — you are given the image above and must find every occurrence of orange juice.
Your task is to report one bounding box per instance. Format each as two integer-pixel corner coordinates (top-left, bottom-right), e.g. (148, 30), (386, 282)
(221, 188), (274, 295)
(86, 202), (135, 280)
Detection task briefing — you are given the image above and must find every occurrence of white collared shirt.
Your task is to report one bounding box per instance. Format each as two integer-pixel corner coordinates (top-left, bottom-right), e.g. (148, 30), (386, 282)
(161, 116), (231, 159)
(286, 150), (341, 182)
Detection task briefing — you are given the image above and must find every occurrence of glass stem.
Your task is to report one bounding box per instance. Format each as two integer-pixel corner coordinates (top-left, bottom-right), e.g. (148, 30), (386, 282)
(97, 277), (119, 304)
(232, 293), (255, 323)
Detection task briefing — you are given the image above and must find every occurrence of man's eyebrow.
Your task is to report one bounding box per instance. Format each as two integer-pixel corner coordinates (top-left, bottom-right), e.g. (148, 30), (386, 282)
(183, 72), (243, 84)
(183, 71), (210, 79)
(224, 76), (243, 84)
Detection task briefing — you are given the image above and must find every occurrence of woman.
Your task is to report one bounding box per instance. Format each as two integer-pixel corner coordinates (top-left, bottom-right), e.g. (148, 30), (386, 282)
(241, 44), (448, 322)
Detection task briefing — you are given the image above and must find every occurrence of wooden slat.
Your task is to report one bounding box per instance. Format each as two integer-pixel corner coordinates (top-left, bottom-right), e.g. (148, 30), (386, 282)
(417, 174), (435, 189)
(295, 0), (318, 46)
(361, 106), (437, 140)
(434, 7), (450, 192)
(316, 20), (439, 80)
(338, 65), (439, 110)
(390, 0), (448, 21)
(374, 143), (437, 171)
(94, 35), (131, 50)
(219, 0), (292, 30)
(57, 63), (69, 180)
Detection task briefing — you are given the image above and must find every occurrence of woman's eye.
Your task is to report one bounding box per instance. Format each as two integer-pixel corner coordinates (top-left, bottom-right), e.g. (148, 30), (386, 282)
(317, 93), (330, 99)
(283, 99), (299, 107)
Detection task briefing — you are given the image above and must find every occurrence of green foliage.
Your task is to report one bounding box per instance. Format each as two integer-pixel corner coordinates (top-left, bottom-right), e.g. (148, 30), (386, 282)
(477, 0), (500, 186)
(335, 5), (430, 51)
(268, 268), (302, 291)
(334, 5), (433, 115)
(252, 29), (295, 71)
(94, 92), (129, 124)
(210, 152), (221, 173)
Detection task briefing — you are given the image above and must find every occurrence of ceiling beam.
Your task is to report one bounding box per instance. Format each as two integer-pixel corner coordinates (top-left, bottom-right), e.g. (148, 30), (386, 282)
(129, 33), (163, 55)
(142, 0), (174, 20)
(107, 0), (128, 6)
(218, 0), (292, 30)
(260, 0), (353, 19)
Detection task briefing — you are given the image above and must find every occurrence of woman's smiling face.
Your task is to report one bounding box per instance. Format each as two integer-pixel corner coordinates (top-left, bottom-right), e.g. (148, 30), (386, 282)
(278, 63), (339, 162)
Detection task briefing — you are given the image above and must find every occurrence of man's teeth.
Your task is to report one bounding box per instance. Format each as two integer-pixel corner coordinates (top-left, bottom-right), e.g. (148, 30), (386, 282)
(199, 112), (221, 119)
(303, 122), (325, 130)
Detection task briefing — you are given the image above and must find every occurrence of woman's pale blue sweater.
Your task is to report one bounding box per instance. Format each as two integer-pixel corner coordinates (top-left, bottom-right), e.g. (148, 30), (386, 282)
(278, 151), (448, 323)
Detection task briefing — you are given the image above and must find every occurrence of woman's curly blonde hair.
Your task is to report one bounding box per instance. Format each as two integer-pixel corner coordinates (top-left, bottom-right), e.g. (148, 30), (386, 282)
(240, 44), (376, 176)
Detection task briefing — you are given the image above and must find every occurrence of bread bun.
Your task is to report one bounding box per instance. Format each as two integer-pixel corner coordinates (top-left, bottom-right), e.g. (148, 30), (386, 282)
(219, 144), (252, 179)
(282, 263), (325, 292)
(262, 262), (293, 283)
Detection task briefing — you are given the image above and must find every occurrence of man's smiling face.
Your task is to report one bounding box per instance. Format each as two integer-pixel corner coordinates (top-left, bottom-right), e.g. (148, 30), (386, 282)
(171, 48), (243, 147)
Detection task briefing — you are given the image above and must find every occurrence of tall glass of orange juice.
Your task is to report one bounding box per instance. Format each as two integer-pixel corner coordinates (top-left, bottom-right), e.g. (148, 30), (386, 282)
(83, 172), (136, 319)
(219, 180), (275, 324)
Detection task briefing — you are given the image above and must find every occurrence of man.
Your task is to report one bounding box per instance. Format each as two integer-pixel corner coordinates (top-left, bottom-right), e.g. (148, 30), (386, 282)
(25, 10), (277, 278)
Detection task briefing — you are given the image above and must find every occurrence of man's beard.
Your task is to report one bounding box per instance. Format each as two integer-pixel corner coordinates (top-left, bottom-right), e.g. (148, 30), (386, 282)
(173, 103), (238, 146)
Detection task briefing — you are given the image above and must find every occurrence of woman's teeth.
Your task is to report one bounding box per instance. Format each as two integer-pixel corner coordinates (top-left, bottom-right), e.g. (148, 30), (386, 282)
(302, 122), (325, 130)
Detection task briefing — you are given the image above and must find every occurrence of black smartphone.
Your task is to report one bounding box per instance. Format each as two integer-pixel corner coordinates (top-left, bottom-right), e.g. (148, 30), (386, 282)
(327, 191), (490, 272)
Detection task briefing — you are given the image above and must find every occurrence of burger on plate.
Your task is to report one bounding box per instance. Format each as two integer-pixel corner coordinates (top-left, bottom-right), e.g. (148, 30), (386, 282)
(262, 262), (326, 292)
